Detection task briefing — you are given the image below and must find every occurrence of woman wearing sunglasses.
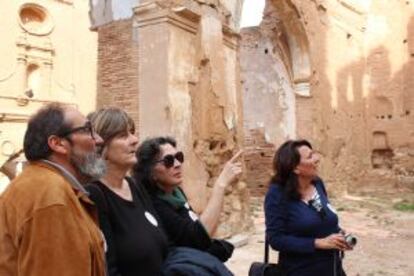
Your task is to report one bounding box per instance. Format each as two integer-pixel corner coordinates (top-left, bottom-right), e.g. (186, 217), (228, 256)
(133, 137), (242, 262)
(85, 108), (168, 276)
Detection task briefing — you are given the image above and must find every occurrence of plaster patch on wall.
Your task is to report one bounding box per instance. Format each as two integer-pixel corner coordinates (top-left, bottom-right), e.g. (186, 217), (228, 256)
(365, 15), (390, 41)
(90, 0), (137, 28)
(241, 27), (296, 146)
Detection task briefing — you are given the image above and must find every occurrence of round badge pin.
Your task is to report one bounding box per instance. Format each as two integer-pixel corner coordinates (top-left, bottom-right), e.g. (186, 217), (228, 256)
(145, 211), (158, 227)
(188, 210), (199, 221)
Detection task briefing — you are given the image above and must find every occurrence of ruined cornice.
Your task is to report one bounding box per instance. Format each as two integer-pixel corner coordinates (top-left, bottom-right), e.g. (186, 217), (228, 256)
(222, 24), (240, 50)
(0, 112), (30, 123)
(0, 95), (77, 109)
(134, 2), (201, 34)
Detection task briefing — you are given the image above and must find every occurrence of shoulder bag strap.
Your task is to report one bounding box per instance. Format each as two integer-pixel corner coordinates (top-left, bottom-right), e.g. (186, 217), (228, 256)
(264, 237), (270, 263)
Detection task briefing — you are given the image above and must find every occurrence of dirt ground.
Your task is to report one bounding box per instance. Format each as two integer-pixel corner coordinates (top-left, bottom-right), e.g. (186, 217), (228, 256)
(226, 195), (414, 276)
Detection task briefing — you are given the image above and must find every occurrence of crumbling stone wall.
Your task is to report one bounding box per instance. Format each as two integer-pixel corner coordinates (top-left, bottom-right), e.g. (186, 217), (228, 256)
(243, 128), (275, 197)
(241, 0), (414, 196)
(92, 0), (251, 237)
(240, 26), (294, 195)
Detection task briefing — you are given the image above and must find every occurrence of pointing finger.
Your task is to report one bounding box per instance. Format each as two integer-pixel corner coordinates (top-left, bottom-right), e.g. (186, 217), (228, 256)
(229, 149), (243, 163)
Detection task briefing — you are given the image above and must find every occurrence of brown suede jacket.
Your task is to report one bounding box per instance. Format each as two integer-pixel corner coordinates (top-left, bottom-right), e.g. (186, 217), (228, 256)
(0, 161), (106, 276)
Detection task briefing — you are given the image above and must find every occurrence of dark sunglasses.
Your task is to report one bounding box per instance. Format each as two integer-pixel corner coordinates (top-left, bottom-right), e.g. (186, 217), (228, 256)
(156, 151), (184, 168)
(60, 121), (95, 139)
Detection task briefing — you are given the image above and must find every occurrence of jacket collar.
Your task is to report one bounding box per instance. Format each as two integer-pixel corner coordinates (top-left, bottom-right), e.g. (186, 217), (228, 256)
(40, 159), (89, 196)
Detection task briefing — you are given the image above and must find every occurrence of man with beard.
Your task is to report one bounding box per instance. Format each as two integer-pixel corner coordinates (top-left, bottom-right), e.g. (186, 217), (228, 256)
(0, 103), (107, 276)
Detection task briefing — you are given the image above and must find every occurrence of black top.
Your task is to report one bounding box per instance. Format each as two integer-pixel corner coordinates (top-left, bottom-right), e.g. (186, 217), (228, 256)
(152, 196), (211, 250)
(152, 193), (235, 262)
(86, 178), (169, 276)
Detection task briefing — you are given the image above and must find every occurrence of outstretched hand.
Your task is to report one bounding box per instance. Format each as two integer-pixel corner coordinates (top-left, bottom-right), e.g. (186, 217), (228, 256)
(216, 150), (243, 188)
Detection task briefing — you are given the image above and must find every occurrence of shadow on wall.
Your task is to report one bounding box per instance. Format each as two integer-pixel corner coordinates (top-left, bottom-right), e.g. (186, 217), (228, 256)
(332, 15), (414, 194)
(244, 1), (414, 197)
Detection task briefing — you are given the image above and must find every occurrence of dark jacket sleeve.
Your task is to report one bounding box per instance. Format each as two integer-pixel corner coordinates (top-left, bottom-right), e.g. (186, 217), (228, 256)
(86, 184), (121, 276)
(153, 198), (212, 250)
(161, 247), (233, 276)
(264, 185), (315, 253)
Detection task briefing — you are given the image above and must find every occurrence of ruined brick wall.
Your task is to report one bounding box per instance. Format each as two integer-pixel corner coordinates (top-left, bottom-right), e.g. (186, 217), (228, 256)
(96, 19), (139, 130)
(245, 0), (414, 196)
(240, 26), (294, 196)
(93, 0), (250, 237)
(244, 128), (275, 196)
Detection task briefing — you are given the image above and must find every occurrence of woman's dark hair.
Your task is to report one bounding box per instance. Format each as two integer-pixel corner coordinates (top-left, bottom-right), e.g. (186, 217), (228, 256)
(270, 139), (313, 200)
(133, 136), (177, 195)
(24, 103), (71, 161)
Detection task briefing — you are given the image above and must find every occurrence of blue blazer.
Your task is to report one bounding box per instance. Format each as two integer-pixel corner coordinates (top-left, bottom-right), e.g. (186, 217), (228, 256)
(264, 179), (345, 276)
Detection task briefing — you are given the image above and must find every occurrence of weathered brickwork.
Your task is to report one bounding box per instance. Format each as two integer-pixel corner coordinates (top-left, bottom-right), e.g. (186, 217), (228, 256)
(97, 19), (139, 133)
(243, 128), (275, 197)
(93, 1), (251, 237)
(241, 0), (414, 197)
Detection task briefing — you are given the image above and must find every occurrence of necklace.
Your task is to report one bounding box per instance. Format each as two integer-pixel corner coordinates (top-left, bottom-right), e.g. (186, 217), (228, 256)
(300, 184), (316, 203)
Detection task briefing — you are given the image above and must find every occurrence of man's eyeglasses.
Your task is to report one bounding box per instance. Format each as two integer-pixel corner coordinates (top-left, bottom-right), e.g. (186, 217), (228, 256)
(155, 151), (184, 168)
(60, 121), (95, 139)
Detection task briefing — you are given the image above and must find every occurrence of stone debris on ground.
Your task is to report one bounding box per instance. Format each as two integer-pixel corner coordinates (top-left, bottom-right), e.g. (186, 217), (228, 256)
(227, 197), (414, 276)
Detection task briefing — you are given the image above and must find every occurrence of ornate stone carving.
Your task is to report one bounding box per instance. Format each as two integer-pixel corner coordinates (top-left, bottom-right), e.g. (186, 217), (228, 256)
(18, 3), (54, 36)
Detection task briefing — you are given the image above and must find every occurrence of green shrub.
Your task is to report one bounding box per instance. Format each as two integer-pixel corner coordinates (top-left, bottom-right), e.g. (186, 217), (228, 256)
(393, 202), (414, 212)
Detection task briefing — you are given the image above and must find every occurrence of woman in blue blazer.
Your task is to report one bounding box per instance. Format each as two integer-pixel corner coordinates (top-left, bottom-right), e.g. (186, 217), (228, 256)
(265, 139), (352, 276)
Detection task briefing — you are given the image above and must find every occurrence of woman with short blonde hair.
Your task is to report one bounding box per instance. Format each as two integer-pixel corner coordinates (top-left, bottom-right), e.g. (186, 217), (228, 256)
(86, 107), (168, 276)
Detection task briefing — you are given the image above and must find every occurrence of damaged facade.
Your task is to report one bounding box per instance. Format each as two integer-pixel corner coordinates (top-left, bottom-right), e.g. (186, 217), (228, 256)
(1, 0), (413, 236)
(0, 0), (97, 190)
(90, 0), (251, 237)
(241, 0), (414, 196)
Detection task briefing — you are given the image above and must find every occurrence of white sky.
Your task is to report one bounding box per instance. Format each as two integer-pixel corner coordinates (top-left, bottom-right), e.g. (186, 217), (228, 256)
(240, 0), (266, 28)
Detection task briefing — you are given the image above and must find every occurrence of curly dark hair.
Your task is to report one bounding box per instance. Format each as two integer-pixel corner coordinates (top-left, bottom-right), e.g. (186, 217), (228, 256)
(132, 136), (177, 195)
(270, 139), (313, 200)
(23, 103), (71, 161)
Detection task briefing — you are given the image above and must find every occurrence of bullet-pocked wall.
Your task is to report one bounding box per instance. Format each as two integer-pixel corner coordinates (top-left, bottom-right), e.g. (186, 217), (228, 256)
(240, 0), (313, 196)
(240, 0), (414, 196)
(91, 0), (252, 237)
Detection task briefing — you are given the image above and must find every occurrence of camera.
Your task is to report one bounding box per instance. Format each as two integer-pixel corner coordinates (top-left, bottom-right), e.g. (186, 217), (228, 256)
(344, 234), (357, 247)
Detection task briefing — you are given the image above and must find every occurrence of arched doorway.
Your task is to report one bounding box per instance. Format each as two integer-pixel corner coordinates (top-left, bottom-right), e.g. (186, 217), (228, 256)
(240, 0), (312, 196)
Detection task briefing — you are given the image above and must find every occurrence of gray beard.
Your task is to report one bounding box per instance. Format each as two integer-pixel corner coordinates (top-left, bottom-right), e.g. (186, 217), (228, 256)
(70, 150), (106, 181)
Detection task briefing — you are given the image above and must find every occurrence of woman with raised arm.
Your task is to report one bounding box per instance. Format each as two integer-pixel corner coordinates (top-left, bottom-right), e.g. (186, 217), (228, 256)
(265, 139), (352, 276)
(133, 136), (242, 262)
(85, 108), (168, 276)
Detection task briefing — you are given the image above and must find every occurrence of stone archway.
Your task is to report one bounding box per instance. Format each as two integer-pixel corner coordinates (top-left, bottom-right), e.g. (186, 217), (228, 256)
(240, 0), (312, 196)
(263, 0), (312, 96)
